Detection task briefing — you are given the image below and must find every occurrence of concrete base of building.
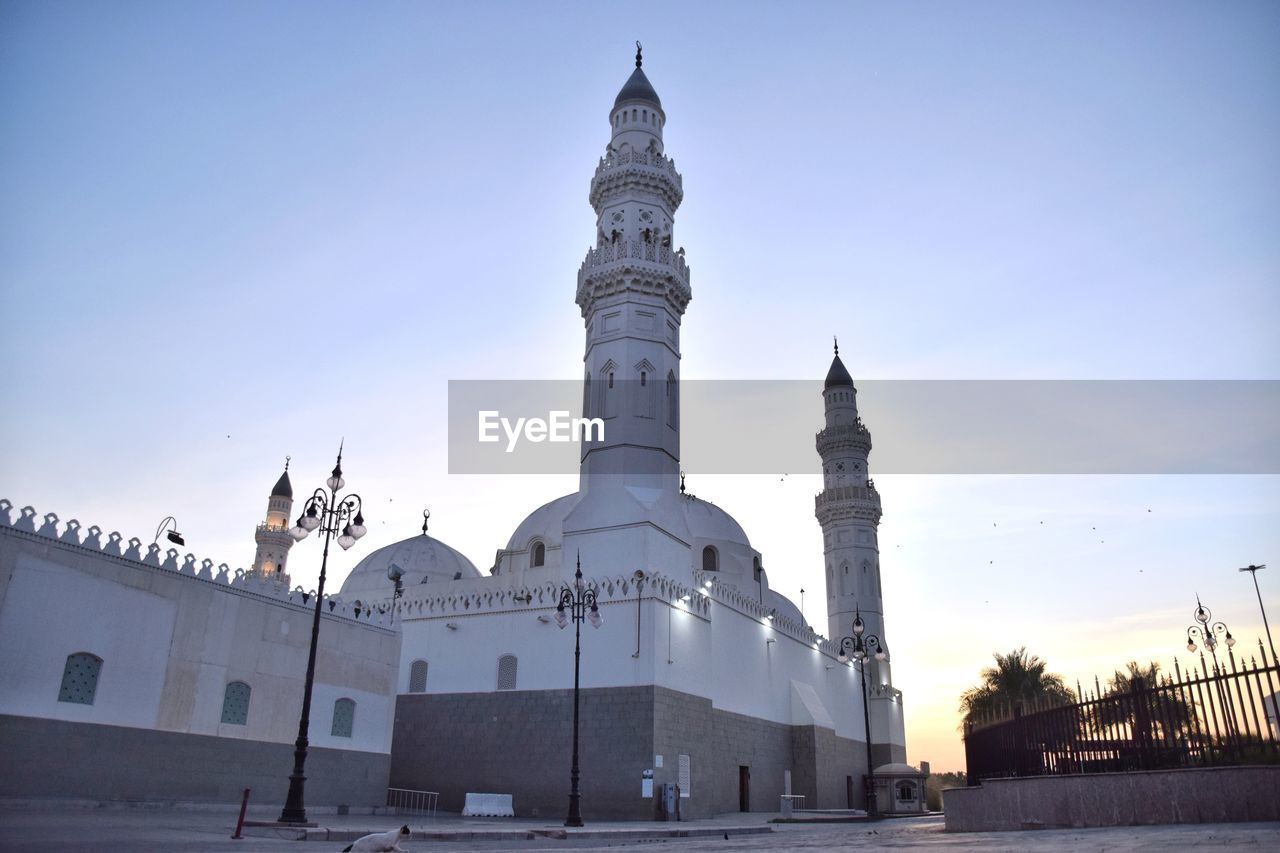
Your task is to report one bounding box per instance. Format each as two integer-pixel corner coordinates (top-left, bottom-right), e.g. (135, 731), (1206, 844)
(391, 684), (903, 820)
(943, 765), (1280, 832)
(0, 713), (390, 808)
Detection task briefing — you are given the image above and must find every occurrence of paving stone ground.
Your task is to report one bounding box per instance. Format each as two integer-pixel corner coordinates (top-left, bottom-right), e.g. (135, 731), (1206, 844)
(0, 806), (1277, 852)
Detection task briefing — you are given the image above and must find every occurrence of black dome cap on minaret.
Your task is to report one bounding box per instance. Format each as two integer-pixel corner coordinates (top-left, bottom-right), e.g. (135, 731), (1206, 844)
(824, 337), (854, 390)
(271, 458), (293, 499)
(614, 41), (661, 109)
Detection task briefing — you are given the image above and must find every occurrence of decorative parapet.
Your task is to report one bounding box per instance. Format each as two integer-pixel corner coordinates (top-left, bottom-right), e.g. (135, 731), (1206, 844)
(814, 482), (881, 508)
(390, 568), (710, 622)
(816, 418), (873, 456)
(0, 499), (394, 631)
(695, 571), (839, 657)
(814, 480), (883, 526)
(589, 149), (683, 211)
(576, 239), (691, 318)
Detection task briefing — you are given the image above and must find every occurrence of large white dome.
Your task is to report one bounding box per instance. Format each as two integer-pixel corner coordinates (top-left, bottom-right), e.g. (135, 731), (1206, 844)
(338, 532), (481, 601)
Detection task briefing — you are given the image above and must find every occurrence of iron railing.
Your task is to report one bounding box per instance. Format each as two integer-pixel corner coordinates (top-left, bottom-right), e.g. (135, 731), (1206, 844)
(964, 640), (1280, 785)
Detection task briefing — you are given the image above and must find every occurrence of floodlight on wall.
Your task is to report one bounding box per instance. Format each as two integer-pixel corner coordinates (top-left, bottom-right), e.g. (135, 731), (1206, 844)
(446, 623), (459, 630)
(154, 516), (184, 547)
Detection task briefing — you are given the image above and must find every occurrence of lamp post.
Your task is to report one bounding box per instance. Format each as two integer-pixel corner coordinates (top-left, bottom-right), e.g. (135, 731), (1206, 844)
(1238, 565), (1276, 664)
(555, 554), (602, 827)
(277, 447), (367, 825)
(837, 608), (886, 818)
(1184, 595), (1238, 739)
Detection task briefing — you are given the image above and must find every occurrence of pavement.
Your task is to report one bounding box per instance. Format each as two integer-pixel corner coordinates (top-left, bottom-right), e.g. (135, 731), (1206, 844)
(0, 804), (1278, 852)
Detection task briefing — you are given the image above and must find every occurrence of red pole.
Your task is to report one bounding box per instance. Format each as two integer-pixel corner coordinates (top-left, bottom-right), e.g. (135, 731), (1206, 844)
(231, 788), (251, 839)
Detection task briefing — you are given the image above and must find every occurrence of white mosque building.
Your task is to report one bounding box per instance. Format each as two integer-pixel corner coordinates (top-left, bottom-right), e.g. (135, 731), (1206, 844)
(0, 51), (912, 819)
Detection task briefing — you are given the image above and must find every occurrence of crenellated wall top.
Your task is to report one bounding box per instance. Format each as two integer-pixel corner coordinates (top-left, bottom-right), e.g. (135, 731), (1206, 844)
(0, 499), (395, 631)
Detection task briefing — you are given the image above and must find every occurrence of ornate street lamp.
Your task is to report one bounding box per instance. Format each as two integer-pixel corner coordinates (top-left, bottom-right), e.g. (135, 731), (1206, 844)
(837, 607), (887, 818)
(1185, 595), (1235, 663)
(555, 554), (602, 827)
(277, 446), (367, 825)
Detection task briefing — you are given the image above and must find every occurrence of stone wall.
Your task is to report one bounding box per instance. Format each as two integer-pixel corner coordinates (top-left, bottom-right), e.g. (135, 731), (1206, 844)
(943, 766), (1280, 831)
(391, 684), (872, 819)
(0, 713), (390, 807)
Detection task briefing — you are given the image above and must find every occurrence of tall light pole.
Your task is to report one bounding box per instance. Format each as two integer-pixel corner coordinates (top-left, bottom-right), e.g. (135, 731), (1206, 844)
(555, 554), (602, 827)
(837, 607), (886, 818)
(1238, 565), (1275, 664)
(277, 446), (367, 825)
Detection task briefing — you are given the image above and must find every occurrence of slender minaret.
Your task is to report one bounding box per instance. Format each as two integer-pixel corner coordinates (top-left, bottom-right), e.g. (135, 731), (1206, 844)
(575, 44), (690, 492)
(251, 460), (294, 583)
(816, 341), (891, 682)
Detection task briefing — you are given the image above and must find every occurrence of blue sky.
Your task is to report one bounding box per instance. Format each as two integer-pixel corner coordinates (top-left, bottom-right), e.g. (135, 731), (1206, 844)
(2, 1), (1278, 769)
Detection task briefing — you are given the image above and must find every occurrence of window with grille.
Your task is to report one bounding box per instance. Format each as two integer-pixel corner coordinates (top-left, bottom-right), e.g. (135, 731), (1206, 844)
(409, 660), (428, 693)
(702, 546), (718, 572)
(221, 681), (251, 725)
(331, 698), (356, 738)
(58, 652), (102, 705)
(497, 654), (518, 691)
(531, 542), (545, 568)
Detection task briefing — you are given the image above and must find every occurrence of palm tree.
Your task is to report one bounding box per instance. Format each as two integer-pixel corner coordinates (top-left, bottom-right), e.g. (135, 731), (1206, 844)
(960, 647), (1074, 724)
(1099, 660), (1194, 746)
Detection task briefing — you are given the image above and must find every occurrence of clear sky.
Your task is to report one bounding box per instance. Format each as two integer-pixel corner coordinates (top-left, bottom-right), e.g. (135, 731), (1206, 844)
(2, 1), (1278, 771)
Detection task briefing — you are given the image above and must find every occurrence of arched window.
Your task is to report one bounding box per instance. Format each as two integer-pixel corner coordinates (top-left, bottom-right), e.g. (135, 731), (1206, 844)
(58, 652), (102, 705)
(497, 654), (518, 691)
(600, 363), (618, 419)
(530, 541), (546, 568)
(583, 371), (592, 419)
(666, 371), (678, 429)
(702, 546), (719, 572)
(635, 363), (655, 418)
(409, 660), (428, 693)
(221, 681), (251, 725)
(331, 698), (356, 738)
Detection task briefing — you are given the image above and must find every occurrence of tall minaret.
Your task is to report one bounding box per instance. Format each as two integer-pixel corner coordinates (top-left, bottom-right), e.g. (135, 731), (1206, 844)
(251, 460), (294, 583)
(575, 44), (691, 492)
(816, 342), (890, 681)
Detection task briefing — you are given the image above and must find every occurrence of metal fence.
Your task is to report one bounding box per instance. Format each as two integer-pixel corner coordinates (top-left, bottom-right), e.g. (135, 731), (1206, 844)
(386, 787), (439, 818)
(964, 640), (1280, 785)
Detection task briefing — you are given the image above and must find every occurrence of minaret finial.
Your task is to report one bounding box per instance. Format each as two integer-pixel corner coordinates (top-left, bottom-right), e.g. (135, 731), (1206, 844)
(284, 455), (290, 471)
(834, 336), (839, 356)
(422, 508), (431, 535)
(636, 41), (642, 68)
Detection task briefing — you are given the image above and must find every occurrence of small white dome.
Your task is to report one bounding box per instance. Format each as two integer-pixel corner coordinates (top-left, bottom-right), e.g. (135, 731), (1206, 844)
(683, 497), (750, 548)
(874, 763), (922, 776)
(338, 533), (481, 601)
(504, 492), (579, 551)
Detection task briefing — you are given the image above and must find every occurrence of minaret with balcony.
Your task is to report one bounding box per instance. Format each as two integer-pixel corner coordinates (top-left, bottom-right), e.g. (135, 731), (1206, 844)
(816, 343), (888, 671)
(251, 460), (294, 584)
(575, 45), (691, 493)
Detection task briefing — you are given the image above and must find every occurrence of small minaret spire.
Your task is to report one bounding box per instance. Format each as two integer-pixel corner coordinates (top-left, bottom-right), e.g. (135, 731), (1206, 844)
(636, 40), (643, 68)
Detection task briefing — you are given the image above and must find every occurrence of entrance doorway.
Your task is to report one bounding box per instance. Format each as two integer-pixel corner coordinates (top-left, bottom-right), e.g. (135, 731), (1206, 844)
(738, 765), (750, 812)
(846, 775), (854, 809)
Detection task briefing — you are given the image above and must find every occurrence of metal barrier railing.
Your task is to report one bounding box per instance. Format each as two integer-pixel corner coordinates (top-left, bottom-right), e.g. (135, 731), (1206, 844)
(386, 787), (439, 818)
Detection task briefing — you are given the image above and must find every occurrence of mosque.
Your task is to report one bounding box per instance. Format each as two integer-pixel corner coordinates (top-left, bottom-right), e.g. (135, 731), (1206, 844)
(0, 51), (913, 819)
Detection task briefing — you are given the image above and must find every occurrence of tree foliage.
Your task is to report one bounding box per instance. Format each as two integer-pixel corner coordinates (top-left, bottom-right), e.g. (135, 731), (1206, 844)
(959, 646), (1074, 724)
